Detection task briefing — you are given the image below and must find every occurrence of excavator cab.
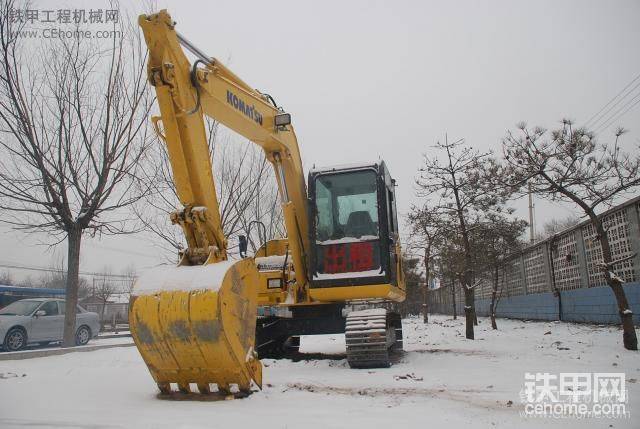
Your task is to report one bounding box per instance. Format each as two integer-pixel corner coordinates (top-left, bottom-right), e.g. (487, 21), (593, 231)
(307, 162), (404, 302)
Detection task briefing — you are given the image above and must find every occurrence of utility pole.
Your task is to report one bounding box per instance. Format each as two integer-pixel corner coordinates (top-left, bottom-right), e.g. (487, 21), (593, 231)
(528, 182), (535, 243)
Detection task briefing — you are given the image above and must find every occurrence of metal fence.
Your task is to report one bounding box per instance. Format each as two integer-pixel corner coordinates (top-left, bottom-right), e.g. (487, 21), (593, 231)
(429, 196), (640, 315)
(83, 302), (129, 325)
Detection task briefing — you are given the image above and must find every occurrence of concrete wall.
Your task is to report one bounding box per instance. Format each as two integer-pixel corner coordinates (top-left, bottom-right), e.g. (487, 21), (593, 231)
(560, 282), (640, 324)
(483, 291), (559, 321)
(431, 282), (640, 325)
(428, 197), (640, 325)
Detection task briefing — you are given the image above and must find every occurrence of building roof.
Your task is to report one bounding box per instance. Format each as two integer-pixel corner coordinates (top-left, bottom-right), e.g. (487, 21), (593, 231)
(6, 297), (63, 302)
(0, 285), (66, 296)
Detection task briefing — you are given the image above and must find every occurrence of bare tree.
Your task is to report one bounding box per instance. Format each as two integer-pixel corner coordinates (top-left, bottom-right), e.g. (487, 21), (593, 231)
(503, 119), (640, 350)
(214, 134), (284, 253)
(120, 263), (137, 295)
(77, 277), (92, 300)
(0, 270), (13, 285)
(136, 120), (284, 259)
(35, 256), (67, 289)
(416, 136), (510, 339)
(395, 256), (423, 317)
(535, 215), (580, 241)
(94, 270), (117, 329)
(472, 213), (526, 329)
(433, 233), (464, 320)
(407, 203), (449, 323)
(0, 1), (153, 346)
(16, 275), (33, 287)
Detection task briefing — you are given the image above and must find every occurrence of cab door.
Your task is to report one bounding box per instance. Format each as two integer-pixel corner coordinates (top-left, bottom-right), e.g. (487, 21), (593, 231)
(383, 175), (400, 286)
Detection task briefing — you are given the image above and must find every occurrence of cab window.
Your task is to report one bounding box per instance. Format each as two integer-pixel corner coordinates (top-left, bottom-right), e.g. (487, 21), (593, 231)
(314, 170), (379, 241)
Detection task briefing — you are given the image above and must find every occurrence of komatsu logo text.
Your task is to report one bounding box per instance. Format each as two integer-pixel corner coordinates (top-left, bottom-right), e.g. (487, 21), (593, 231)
(226, 90), (263, 126)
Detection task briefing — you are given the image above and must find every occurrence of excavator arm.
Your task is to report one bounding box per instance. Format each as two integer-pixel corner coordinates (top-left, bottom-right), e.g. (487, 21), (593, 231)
(139, 11), (309, 290)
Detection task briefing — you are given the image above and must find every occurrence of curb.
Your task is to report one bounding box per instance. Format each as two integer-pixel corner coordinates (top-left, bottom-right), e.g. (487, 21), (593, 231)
(97, 333), (132, 339)
(0, 342), (135, 361)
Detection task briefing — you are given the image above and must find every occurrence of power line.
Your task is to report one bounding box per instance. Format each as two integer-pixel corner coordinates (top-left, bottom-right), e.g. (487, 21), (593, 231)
(0, 261), (134, 279)
(81, 241), (158, 259)
(584, 72), (640, 129)
(591, 84), (640, 131)
(594, 92), (640, 135)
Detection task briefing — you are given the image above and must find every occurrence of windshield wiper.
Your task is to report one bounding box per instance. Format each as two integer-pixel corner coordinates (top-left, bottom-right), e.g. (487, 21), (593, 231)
(0, 313), (17, 315)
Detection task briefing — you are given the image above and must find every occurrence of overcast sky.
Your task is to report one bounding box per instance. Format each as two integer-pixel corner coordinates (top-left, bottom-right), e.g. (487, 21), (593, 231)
(2, 0), (639, 281)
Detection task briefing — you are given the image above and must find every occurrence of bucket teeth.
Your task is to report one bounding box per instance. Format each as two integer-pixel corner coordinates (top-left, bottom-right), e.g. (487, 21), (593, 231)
(157, 383), (171, 394)
(197, 383), (211, 394)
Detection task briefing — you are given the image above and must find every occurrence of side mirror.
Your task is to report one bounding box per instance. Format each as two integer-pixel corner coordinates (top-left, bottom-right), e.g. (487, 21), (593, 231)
(34, 310), (46, 317)
(238, 235), (248, 259)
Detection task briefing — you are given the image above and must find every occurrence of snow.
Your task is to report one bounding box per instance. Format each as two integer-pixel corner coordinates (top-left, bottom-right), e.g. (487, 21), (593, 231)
(609, 271), (625, 283)
(255, 255), (288, 270)
(1, 315), (639, 428)
(310, 162), (378, 174)
(313, 269), (385, 280)
(132, 260), (236, 296)
(345, 309), (387, 332)
(108, 293), (131, 304)
(316, 235), (379, 245)
(348, 308), (387, 317)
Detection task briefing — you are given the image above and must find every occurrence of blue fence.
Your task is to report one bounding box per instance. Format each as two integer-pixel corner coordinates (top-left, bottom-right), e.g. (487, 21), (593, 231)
(429, 196), (640, 325)
(442, 282), (640, 324)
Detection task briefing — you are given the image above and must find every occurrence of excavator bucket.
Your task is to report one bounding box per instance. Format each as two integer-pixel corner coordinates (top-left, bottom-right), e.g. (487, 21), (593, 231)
(129, 258), (262, 397)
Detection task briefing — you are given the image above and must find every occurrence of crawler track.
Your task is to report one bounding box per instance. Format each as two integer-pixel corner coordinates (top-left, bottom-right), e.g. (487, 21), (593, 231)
(345, 309), (402, 368)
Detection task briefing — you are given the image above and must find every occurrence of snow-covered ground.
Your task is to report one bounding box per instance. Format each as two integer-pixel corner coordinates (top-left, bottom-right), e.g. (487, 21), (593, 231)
(0, 315), (638, 428)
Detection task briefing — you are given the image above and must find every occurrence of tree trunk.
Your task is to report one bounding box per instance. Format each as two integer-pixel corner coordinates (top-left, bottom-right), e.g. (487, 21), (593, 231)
(471, 300), (478, 326)
(447, 149), (475, 338)
(100, 300), (107, 331)
(451, 278), (457, 320)
(454, 203), (474, 339)
(62, 227), (82, 348)
(490, 265), (498, 330)
(610, 282), (637, 350)
(464, 287), (474, 339)
(423, 248), (430, 324)
(423, 289), (429, 323)
(591, 215), (638, 350)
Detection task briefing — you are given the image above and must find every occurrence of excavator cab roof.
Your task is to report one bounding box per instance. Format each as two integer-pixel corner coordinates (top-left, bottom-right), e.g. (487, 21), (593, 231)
(309, 161), (382, 174)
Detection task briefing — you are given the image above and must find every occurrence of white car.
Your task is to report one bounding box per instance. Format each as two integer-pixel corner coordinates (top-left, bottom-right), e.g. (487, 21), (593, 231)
(0, 298), (100, 351)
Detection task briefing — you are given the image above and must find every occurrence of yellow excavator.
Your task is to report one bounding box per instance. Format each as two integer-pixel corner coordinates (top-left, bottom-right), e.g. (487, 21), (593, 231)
(129, 10), (406, 397)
